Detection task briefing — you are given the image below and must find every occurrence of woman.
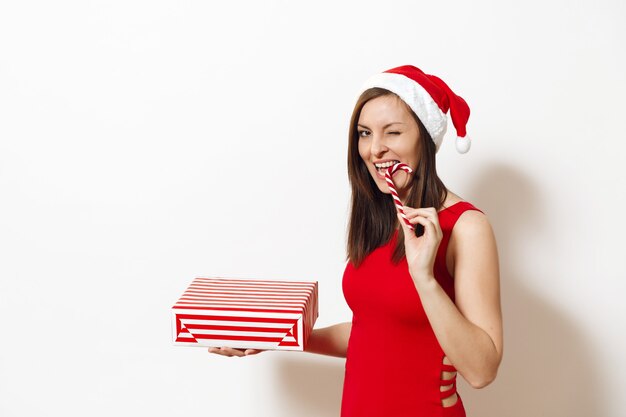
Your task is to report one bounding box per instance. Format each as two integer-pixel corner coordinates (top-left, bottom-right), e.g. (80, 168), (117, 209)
(209, 65), (503, 417)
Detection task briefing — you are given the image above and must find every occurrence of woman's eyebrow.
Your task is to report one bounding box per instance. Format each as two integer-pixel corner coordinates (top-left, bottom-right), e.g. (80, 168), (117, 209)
(357, 122), (406, 129)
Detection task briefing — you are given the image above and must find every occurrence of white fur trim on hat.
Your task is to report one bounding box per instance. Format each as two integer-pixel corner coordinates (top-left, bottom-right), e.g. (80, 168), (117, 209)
(356, 72), (448, 152)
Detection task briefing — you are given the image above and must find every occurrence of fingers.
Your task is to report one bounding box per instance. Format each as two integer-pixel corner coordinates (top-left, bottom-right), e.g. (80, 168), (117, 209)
(208, 347), (264, 357)
(403, 208), (442, 234)
(397, 213), (412, 231)
(407, 215), (437, 232)
(403, 207), (438, 218)
(405, 213), (442, 240)
(208, 347), (246, 357)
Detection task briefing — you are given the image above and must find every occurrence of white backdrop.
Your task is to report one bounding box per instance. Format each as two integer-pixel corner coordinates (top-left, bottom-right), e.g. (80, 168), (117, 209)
(1, 1), (625, 416)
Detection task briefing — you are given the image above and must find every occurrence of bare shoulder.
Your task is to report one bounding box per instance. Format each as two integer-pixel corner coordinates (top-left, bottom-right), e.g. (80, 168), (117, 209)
(447, 208), (499, 275)
(454, 209), (494, 237)
(441, 190), (495, 241)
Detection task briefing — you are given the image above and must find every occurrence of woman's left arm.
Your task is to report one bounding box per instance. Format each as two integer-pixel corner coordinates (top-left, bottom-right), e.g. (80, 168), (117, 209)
(398, 208), (503, 389)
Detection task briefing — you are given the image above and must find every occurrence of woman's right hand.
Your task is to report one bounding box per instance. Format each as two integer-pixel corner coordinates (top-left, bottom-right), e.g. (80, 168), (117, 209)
(208, 346), (264, 357)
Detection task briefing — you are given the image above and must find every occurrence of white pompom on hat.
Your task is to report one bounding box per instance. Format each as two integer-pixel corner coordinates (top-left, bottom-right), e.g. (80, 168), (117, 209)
(355, 65), (472, 154)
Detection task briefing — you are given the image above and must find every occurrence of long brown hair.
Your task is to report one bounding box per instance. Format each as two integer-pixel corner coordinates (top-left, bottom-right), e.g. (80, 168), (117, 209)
(346, 88), (448, 268)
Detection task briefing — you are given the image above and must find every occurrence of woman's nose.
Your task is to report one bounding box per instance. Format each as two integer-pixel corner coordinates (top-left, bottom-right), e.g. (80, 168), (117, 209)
(370, 134), (388, 156)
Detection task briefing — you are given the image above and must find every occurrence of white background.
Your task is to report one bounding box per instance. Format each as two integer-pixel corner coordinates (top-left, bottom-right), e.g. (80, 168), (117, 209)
(1, 1), (625, 416)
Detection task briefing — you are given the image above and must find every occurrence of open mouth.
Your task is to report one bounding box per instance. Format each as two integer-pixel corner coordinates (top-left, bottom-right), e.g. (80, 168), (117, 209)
(375, 160), (401, 175)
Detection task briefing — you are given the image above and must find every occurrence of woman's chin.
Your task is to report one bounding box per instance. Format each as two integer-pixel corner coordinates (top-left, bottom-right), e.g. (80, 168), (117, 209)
(377, 186), (391, 194)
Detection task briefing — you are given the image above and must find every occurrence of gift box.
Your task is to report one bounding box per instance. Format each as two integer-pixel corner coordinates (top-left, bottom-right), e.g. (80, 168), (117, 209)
(172, 277), (318, 351)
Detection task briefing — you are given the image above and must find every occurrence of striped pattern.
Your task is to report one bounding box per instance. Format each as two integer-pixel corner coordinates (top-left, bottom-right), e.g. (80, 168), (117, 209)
(172, 277), (318, 351)
(384, 162), (415, 230)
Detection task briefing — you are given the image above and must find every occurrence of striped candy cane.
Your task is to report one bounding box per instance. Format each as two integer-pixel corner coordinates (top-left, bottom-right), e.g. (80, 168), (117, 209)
(385, 162), (414, 230)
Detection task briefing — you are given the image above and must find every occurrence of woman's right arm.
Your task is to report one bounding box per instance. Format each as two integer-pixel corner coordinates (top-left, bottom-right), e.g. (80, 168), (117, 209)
(305, 321), (352, 358)
(208, 321), (352, 358)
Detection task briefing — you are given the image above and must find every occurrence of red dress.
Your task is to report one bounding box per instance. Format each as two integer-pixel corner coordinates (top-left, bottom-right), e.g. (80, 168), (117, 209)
(341, 201), (483, 417)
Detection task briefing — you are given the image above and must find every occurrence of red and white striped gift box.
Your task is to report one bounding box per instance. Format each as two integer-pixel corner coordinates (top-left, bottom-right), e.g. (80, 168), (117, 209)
(172, 277), (318, 351)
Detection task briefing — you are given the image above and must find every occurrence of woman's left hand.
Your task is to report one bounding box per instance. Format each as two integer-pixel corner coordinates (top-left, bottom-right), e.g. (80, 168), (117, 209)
(396, 207), (443, 282)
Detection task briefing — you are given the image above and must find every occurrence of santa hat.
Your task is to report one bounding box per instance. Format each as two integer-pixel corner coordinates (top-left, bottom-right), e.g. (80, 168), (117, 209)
(356, 65), (472, 154)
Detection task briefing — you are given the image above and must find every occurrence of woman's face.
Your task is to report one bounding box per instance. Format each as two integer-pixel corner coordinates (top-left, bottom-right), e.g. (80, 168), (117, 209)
(357, 94), (421, 202)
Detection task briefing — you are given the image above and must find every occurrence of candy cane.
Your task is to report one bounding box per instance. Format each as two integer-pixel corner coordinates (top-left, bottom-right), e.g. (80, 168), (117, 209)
(385, 162), (414, 230)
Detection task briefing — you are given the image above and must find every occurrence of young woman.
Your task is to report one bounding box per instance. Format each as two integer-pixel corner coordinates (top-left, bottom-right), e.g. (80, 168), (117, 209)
(209, 65), (503, 417)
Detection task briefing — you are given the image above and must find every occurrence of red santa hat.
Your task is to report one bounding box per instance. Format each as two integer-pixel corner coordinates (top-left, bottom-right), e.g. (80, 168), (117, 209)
(356, 65), (472, 154)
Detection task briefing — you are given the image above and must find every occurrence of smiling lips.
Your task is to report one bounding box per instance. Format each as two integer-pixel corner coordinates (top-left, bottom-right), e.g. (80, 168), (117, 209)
(374, 160), (400, 177)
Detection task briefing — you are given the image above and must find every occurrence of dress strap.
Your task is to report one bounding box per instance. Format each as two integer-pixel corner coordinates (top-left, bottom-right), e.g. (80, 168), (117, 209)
(438, 201), (483, 228)
(437, 201), (484, 253)
(434, 201), (484, 293)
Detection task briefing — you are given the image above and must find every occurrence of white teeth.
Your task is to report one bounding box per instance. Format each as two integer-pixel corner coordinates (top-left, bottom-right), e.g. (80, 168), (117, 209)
(375, 160), (400, 169)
